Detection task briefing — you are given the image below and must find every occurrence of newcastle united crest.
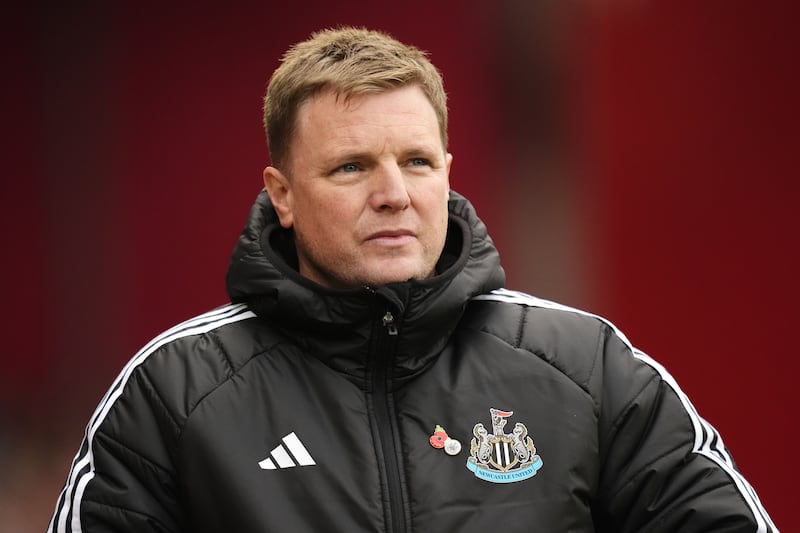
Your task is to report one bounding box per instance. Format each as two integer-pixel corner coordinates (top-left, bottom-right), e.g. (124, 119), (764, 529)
(466, 408), (543, 483)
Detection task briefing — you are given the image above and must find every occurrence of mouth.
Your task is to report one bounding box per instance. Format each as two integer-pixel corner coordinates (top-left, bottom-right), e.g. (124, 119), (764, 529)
(365, 229), (416, 246)
(368, 229), (414, 238)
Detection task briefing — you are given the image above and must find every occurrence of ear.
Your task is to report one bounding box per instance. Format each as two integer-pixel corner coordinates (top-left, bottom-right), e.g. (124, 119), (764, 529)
(445, 152), (453, 191)
(263, 166), (294, 228)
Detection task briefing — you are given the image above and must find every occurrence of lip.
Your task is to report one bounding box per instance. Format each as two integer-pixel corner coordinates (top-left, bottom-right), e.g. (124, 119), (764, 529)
(365, 229), (416, 245)
(367, 229), (415, 239)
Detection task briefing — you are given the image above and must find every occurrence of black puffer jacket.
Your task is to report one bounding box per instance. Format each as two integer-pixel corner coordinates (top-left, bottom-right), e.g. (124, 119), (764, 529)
(49, 191), (776, 532)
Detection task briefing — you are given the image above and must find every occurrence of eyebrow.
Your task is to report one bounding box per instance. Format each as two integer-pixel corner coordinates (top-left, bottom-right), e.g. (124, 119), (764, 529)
(404, 146), (443, 157)
(327, 145), (437, 160)
(323, 151), (373, 166)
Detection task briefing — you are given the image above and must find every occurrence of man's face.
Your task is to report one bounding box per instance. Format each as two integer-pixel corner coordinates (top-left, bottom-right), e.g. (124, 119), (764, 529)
(264, 84), (452, 289)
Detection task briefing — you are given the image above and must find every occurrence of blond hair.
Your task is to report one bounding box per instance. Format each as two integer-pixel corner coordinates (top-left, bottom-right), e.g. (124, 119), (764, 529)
(263, 27), (448, 169)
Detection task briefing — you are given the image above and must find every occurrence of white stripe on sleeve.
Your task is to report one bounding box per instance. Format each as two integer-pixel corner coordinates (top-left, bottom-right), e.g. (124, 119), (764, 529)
(48, 303), (256, 533)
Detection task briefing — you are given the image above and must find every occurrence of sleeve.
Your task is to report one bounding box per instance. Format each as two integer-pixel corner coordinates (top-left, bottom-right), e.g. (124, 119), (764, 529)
(592, 324), (778, 533)
(47, 354), (182, 533)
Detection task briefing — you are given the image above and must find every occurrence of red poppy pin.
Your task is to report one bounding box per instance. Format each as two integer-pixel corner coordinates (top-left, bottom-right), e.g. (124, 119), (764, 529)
(430, 425), (462, 455)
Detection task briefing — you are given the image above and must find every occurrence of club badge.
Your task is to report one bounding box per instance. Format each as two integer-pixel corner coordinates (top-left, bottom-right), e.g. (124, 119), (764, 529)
(466, 408), (543, 483)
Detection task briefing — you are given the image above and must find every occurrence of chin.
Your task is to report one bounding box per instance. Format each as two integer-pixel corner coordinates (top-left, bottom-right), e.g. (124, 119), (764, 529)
(363, 265), (433, 286)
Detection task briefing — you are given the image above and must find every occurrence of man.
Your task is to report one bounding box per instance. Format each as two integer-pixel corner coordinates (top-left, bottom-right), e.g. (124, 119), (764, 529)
(49, 27), (777, 532)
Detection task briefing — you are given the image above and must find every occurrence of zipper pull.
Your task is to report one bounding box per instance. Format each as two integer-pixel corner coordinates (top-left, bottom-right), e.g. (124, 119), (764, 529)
(382, 311), (399, 336)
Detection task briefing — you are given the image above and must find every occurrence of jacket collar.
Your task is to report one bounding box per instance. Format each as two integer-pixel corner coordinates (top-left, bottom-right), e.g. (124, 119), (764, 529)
(225, 190), (504, 386)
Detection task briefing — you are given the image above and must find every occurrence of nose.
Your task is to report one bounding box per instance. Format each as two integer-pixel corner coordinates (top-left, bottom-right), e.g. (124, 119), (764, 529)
(369, 162), (410, 211)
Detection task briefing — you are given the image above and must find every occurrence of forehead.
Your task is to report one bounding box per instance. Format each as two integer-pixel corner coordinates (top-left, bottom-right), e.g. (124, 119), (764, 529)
(291, 85), (443, 154)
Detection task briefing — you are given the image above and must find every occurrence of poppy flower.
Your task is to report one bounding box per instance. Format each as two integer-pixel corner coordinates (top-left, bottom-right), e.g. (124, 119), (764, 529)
(429, 425), (448, 449)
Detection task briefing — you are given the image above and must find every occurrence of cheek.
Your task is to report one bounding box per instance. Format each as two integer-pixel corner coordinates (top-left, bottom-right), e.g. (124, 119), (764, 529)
(423, 196), (451, 249)
(295, 195), (352, 241)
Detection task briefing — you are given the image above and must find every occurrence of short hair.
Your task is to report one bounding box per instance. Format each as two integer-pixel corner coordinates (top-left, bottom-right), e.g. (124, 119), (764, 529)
(263, 27), (448, 170)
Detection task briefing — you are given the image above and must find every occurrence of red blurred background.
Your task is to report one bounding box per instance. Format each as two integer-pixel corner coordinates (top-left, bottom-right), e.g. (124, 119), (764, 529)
(2, 2), (796, 530)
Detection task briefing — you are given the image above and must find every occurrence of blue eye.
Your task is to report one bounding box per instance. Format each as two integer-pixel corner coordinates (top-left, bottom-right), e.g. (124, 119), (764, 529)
(410, 158), (430, 166)
(340, 163), (359, 172)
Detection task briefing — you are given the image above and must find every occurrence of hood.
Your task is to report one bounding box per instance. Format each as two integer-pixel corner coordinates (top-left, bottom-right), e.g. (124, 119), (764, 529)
(225, 189), (505, 387)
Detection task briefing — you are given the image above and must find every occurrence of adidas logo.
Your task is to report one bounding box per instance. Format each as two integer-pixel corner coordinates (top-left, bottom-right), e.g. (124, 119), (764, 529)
(258, 432), (316, 470)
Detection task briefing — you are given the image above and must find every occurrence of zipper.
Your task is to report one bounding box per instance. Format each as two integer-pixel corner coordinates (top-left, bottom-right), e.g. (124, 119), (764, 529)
(382, 311), (399, 336)
(371, 309), (407, 533)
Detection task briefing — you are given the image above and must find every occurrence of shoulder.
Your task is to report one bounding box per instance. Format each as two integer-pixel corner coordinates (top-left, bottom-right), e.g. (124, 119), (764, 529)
(465, 288), (629, 353)
(463, 288), (645, 395)
(134, 303), (260, 376)
(103, 304), (272, 424)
